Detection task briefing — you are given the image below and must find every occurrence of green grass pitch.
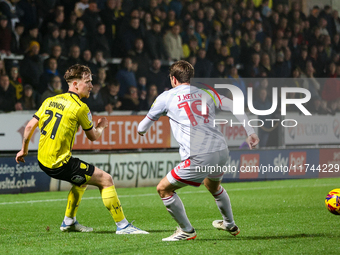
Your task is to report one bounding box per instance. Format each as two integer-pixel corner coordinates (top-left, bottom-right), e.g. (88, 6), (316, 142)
(1, 178), (340, 254)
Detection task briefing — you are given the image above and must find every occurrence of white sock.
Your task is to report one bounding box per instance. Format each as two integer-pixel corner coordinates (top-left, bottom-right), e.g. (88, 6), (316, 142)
(116, 218), (129, 229)
(162, 192), (193, 232)
(63, 216), (74, 225)
(213, 186), (235, 228)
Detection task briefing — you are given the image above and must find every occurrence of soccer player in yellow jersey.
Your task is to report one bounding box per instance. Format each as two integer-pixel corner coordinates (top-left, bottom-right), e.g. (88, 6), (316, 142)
(15, 64), (148, 234)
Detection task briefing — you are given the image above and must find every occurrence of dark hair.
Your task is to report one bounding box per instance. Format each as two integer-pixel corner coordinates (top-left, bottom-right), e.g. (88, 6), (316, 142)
(169, 60), (194, 84)
(64, 64), (92, 83)
(108, 78), (120, 87)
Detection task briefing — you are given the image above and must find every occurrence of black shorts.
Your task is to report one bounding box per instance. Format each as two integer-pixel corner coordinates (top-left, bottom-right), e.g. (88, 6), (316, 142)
(39, 157), (95, 186)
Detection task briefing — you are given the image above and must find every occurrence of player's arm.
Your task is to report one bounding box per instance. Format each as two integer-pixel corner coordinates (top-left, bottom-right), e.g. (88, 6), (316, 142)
(78, 104), (108, 141)
(217, 94), (260, 149)
(85, 117), (108, 141)
(16, 117), (39, 163)
(138, 93), (167, 136)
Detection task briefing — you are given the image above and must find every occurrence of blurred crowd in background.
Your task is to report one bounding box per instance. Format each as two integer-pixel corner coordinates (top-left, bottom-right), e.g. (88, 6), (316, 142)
(0, 0), (340, 119)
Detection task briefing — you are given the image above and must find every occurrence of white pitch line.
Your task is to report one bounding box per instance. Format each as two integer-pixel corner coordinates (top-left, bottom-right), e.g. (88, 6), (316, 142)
(0, 182), (337, 205)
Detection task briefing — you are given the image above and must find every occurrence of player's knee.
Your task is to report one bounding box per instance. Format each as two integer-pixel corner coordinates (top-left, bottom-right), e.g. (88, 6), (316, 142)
(157, 183), (168, 198)
(205, 182), (220, 194)
(103, 172), (113, 186)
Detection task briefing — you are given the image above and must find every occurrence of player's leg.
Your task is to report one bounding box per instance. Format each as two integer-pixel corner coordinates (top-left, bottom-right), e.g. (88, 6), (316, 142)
(61, 184), (89, 231)
(86, 167), (148, 234)
(204, 178), (240, 236)
(158, 162), (197, 241)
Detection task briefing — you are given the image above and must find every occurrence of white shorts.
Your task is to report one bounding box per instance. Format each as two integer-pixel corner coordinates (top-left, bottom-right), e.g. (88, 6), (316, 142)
(167, 149), (229, 187)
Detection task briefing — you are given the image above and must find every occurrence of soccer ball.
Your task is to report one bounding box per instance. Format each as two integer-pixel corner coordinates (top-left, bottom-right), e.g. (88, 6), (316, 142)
(325, 189), (340, 215)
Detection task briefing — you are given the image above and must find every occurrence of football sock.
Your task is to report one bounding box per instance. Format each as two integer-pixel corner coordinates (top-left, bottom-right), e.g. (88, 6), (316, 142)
(213, 186), (235, 228)
(64, 185), (87, 222)
(101, 185), (128, 227)
(162, 192), (193, 232)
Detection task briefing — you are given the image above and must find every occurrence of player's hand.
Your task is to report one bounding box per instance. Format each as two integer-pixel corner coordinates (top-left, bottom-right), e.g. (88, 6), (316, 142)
(16, 150), (27, 163)
(97, 117), (108, 129)
(246, 133), (260, 150)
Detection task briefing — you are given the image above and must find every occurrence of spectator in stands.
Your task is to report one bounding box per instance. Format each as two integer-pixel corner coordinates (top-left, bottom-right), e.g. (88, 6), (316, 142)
(288, 65), (302, 85)
(63, 25), (79, 56)
(207, 37), (222, 63)
(66, 45), (82, 67)
(253, 88), (272, 147)
(82, 79), (105, 113)
(74, 0), (89, 18)
(245, 53), (261, 77)
(194, 48), (212, 78)
(331, 10), (340, 36)
(116, 57), (137, 97)
(318, 17), (329, 37)
(137, 76), (147, 92)
(164, 23), (184, 61)
(183, 36), (199, 58)
(0, 74), (16, 112)
(0, 15), (11, 55)
(16, 0), (39, 30)
(308, 96), (332, 115)
(146, 59), (167, 93)
(39, 57), (62, 94)
(262, 37), (276, 65)
(282, 47), (293, 77)
(21, 25), (42, 53)
(100, 0), (120, 48)
(40, 75), (63, 105)
(97, 67), (107, 88)
(0, 0), (20, 30)
(41, 26), (60, 55)
(301, 61), (321, 99)
(92, 50), (107, 69)
(145, 21), (169, 60)
(295, 47), (308, 72)
(259, 53), (273, 77)
(128, 38), (150, 77)
(74, 18), (89, 52)
(228, 66), (246, 100)
(211, 61), (227, 78)
(121, 86), (140, 111)
(18, 84), (38, 110)
(11, 22), (25, 54)
(101, 79), (122, 114)
(91, 23), (111, 58)
(49, 45), (68, 74)
(81, 49), (97, 74)
(20, 41), (44, 92)
(121, 18), (145, 54)
(322, 63), (340, 102)
(140, 83), (158, 110)
(9, 65), (23, 101)
(81, 0), (102, 37)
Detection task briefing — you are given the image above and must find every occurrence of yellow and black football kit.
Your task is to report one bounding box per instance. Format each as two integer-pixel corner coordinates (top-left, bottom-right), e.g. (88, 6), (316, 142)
(35, 92), (95, 186)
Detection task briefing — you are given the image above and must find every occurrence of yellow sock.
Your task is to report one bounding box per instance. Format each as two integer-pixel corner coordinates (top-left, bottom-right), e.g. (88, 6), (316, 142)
(65, 185), (87, 218)
(101, 185), (125, 222)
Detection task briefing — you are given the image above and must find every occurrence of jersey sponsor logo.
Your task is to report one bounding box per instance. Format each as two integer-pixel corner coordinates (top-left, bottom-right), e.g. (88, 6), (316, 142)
(87, 112), (93, 125)
(71, 175), (85, 184)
